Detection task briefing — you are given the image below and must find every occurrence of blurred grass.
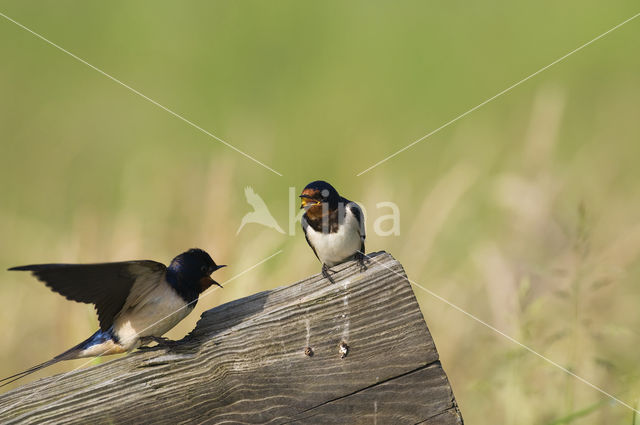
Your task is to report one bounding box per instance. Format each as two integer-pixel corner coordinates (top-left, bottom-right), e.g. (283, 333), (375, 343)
(1, 1), (639, 423)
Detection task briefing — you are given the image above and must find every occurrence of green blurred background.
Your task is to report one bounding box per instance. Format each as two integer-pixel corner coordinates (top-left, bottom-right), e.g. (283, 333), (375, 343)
(1, 2), (640, 423)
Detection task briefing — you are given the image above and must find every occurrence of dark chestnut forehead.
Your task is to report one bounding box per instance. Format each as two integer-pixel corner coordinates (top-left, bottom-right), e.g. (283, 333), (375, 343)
(301, 187), (321, 198)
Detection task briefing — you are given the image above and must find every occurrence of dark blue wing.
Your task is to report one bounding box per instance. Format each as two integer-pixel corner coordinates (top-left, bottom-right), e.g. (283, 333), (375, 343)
(9, 260), (165, 331)
(346, 200), (366, 252)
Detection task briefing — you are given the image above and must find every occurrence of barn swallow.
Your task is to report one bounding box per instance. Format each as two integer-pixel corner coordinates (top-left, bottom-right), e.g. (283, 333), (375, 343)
(1, 248), (225, 387)
(300, 180), (367, 282)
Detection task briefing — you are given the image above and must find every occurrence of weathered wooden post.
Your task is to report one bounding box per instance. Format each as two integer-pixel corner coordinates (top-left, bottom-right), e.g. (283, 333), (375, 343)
(0, 252), (463, 424)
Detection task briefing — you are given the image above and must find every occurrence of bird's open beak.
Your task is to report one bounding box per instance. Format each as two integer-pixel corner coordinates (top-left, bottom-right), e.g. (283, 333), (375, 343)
(200, 276), (223, 289)
(299, 194), (319, 209)
(216, 264), (227, 270)
(300, 195), (310, 209)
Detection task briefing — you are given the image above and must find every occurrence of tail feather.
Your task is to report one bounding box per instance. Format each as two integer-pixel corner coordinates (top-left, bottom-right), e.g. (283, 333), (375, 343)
(0, 328), (116, 389)
(0, 357), (65, 388)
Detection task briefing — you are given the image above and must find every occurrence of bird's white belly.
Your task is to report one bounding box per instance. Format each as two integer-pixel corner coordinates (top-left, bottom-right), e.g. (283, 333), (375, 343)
(113, 284), (192, 350)
(78, 339), (127, 357)
(307, 211), (362, 267)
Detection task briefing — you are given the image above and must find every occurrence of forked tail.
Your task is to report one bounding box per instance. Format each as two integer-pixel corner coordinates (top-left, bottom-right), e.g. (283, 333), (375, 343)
(0, 328), (115, 389)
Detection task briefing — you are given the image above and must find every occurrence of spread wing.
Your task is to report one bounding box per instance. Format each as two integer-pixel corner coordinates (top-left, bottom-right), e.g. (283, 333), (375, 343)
(9, 260), (166, 331)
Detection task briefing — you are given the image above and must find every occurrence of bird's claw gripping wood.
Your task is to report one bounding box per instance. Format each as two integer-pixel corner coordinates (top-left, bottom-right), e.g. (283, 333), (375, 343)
(356, 251), (369, 273)
(153, 336), (181, 348)
(139, 336), (181, 349)
(322, 264), (335, 283)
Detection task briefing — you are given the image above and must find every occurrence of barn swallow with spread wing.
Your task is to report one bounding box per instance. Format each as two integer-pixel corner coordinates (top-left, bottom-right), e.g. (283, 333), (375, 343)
(1, 248), (225, 387)
(300, 180), (367, 282)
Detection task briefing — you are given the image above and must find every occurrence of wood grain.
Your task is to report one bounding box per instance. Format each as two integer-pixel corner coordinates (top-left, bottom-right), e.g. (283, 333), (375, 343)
(0, 252), (463, 424)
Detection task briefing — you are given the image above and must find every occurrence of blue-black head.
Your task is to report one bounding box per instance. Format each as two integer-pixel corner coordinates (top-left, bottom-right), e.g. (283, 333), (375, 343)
(166, 249), (226, 302)
(299, 180), (341, 209)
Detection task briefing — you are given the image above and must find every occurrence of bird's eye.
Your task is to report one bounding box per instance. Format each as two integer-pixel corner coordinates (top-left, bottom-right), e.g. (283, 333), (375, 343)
(201, 265), (208, 274)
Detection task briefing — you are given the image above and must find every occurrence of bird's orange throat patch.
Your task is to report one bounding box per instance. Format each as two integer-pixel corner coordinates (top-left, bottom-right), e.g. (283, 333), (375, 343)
(304, 204), (341, 233)
(304, 203), (325, 221)
(199, 276), (217, 292)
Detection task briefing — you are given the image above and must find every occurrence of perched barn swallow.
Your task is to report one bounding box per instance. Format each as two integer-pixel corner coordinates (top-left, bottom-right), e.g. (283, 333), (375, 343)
(300, 180), (367, 282)
(1, 248), (225, 387)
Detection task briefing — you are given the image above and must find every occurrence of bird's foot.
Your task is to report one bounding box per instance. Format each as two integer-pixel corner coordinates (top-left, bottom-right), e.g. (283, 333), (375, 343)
(355, 251), (369, 272)
(322, 264), (335, 283)
(138, 336), (156, 349)
(137, 344), (157, 352)
(142, 336), (181, 348)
